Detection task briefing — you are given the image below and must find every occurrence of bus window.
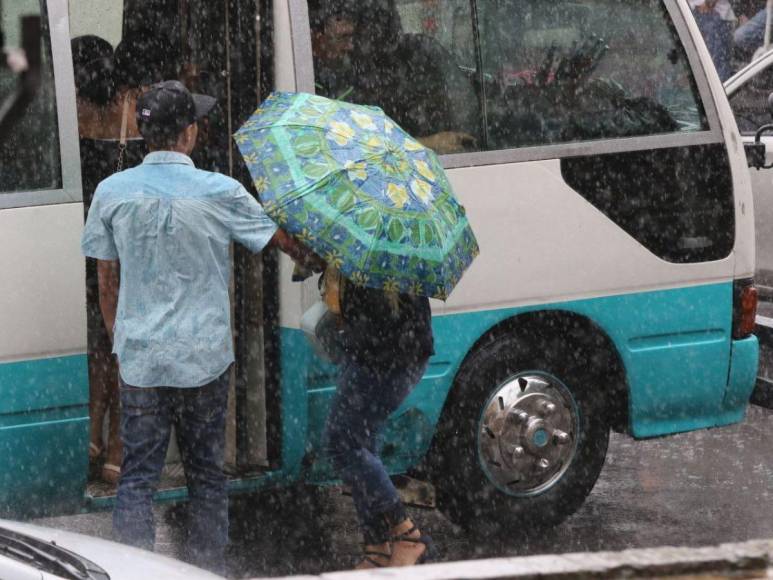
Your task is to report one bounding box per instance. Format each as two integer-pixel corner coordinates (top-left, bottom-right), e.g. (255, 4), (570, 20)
(394, 0), (476, 70)
(561, 143), (735, 263)
(477, 0), (708, 149)
(310, 0), (709, 155)
(0, 0), (61, 193)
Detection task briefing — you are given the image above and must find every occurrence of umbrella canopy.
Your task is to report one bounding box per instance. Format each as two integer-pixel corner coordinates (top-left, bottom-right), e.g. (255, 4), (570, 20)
(234, 91), (479, 300)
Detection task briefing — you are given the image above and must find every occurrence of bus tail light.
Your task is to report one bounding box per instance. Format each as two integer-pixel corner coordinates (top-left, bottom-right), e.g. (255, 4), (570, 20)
(733, 279), (758, 339)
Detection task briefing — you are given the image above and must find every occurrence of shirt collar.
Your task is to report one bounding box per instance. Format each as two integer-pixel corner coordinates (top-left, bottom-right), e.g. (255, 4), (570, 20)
(143, 151), (195, 167)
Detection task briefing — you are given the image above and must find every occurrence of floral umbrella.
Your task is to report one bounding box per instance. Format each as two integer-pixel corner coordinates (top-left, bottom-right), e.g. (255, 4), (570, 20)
(234, 91), (479, 300)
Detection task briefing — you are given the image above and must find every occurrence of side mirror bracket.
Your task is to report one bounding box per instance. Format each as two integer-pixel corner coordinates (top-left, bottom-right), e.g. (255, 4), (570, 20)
(746, 140), (767, 169)
(746, 94), (773, 170)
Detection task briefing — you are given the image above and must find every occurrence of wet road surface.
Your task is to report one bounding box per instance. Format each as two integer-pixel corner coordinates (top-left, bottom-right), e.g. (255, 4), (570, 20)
(34, 404), (773, 578)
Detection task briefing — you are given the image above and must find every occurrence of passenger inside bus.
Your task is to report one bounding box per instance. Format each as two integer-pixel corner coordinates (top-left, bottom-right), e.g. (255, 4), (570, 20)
(309, 0), (479, 154)
(479, 0), (685, 147)
(73, 33), (174, 485)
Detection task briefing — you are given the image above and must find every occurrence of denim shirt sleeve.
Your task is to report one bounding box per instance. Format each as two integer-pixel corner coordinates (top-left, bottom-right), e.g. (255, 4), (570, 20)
(228, 185), (278, 254)
(81, 188), (119, 260)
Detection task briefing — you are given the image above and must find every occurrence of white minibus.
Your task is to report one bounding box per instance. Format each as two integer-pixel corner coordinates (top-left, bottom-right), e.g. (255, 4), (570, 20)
(0, 0), (761, 532)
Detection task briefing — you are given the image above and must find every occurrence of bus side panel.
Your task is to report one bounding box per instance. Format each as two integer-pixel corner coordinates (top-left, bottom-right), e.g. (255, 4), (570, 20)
(428, 283), (737, 443)
(0, 413), (88, 518)
(299, 281), (748, 482)
(724, 336), (759, 410)
(0, 204), (89, 516)
(0, 205), (87, 361)
(0, 356), (88, 518)
(278, 327), (313, 478)
(0, 355), (88, 415)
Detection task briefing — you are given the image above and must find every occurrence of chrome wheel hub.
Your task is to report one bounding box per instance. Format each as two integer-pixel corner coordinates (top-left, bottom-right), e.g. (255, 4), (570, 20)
(478, 374), (579, 496)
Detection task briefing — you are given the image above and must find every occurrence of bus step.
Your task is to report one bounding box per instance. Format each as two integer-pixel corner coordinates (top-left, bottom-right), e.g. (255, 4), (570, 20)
(85, 462), (272, 501)
(342, 476), (436, 509)
(86, 462), (187, 499)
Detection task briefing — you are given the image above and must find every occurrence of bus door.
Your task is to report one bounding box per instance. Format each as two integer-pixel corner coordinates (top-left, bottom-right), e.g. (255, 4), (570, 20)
(0, 0), (88, 517)
(67, 0), (286, 506)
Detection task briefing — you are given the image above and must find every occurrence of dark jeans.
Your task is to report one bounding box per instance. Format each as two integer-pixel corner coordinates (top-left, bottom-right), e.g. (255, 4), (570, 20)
(323, 356), (428, 543)
(694, 11), (734, 81)
(112, 370), (230, 575)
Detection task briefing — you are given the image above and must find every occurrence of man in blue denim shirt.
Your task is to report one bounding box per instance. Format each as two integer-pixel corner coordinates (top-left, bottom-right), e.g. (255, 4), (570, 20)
(82, 81), (320, 573)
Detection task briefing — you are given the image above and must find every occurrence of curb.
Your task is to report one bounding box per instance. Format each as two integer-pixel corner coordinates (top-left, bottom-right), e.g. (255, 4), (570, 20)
(251, 539), (773, 579)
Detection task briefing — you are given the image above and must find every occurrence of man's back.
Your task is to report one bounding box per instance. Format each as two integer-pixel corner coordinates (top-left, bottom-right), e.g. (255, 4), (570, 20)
(82, 151), (277, 388)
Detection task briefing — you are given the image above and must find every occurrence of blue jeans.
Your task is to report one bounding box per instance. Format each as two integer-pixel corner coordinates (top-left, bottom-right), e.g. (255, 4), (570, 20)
(735, 9), (767, 55)
(112, 370), (230, 575)
(694, 11), (735, 81)
(323, 357), (428, 543)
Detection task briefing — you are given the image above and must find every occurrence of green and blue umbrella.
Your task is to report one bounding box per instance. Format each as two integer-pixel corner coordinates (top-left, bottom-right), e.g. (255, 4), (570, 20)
(234, 91), (479, 300)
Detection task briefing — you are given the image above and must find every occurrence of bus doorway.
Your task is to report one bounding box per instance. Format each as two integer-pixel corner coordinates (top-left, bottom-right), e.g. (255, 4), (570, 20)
(69, 0), (279, 502)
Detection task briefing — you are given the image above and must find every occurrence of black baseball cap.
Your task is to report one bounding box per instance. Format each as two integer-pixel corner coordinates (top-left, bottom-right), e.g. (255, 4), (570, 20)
(136, 80), (216, 141)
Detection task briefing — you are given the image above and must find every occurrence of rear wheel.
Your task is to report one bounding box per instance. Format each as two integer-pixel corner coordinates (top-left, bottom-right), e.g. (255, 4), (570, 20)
(430, 328), (610, 531)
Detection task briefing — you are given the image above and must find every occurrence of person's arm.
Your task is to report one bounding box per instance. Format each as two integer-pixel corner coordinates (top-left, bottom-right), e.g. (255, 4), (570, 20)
(418, 131), (477, 154)
(697, 0), (718, 12)
(270, 228), (326, 272)
(97, 259), (120, 343)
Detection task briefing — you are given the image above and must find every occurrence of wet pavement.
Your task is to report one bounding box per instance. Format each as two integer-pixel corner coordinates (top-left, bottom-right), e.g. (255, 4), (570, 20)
(34, 404), (773, 578)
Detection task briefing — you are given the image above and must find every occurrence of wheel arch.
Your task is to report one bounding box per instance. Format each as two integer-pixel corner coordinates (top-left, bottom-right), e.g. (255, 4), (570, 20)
(446, 309), (630, 434)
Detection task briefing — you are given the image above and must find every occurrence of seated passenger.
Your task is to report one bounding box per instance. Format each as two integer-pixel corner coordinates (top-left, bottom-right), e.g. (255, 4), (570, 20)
(734, 7), (767, 58)
(309, 0), (478, 154)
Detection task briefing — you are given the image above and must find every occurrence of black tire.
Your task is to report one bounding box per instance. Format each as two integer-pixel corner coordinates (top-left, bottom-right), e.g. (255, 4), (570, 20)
(429, 326), (610, 532)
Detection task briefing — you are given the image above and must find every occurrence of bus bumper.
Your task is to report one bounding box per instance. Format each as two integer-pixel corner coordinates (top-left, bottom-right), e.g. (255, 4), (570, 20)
(724, 335), (760, 409)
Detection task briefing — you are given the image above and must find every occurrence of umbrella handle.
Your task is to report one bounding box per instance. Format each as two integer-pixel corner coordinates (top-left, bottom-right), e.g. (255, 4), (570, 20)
(322, 267), (343, 315)
(292, 262), (314, 282)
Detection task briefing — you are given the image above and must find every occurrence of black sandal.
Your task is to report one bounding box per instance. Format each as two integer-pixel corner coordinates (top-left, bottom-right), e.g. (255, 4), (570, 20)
(391, 525), (438, 565)
(359, 548), (391, 568)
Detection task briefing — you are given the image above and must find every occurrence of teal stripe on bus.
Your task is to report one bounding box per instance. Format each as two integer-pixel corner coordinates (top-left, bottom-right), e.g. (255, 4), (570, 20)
(0, 354), (89, 517)
(292, 281), (758, 482)
(0, 354), (88, 415)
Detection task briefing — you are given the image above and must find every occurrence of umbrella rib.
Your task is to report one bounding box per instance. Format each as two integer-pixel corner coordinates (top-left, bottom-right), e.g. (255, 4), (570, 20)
(252, 121), (391, 148)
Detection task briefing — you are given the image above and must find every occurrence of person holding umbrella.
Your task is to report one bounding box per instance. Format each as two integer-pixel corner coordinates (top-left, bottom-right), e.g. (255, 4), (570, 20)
(82, 81), (321, 573)
(236, 92), (479, 568)
(321, 265), (437, 568)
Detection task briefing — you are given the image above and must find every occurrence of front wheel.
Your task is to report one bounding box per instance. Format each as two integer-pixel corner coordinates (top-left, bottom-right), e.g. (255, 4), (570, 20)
(429, 330), (610, 531)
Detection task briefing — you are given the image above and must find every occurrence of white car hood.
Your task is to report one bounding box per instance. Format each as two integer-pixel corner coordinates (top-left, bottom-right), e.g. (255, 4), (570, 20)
(0, 519), (224, 580)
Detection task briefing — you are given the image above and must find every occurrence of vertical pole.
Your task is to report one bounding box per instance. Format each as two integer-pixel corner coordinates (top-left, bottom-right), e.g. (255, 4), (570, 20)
(232, 0), (268, 472)
(180, 0), (190, 62)
(0, 0), (5, 50)
(225, 0), (234, 177)
(765, 0), (773, 53)
(255, 3), (261, 100)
